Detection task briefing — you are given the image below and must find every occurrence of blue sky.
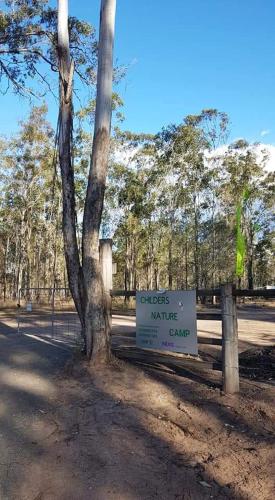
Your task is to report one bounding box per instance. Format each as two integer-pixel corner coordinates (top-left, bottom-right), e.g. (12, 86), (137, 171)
(1, 0), (275, 145)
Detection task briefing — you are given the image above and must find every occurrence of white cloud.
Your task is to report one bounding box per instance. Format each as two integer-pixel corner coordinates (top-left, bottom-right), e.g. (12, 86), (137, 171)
(206, 143), (275, 173)
(260, 129), (271, 137)
(255, 143), (275, 172)
(114, 141), (275, 177)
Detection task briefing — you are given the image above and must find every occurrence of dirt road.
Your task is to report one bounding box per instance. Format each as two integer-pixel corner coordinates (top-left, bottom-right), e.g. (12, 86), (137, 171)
(0, 305), (274, 499)
(0, 330), (73, 499)
(112, 305), (275, 352)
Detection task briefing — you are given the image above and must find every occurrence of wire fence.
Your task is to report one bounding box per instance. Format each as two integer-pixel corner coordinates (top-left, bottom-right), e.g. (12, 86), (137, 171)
(17, 288), (82, 345)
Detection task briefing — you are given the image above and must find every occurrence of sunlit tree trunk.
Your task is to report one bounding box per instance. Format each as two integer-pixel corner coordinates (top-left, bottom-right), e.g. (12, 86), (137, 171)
(81, 0), (116, 362)
(185, 235), (188, 289)
(193, 195), (200, 294)
(57, 0), (85, 328)
(3, 236), (9, 301)
(168, 237), (173, 289)
(58, 0), (116, 362)
(58, 0), (116, 363)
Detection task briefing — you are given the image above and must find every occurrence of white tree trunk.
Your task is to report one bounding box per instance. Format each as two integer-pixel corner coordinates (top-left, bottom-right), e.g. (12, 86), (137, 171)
(57, 0), (116, 363)
(82, 0), (116, 362)
(57, 0), (85, 329)
(94, 0), (116, 135)
(58, 0), (70, 67)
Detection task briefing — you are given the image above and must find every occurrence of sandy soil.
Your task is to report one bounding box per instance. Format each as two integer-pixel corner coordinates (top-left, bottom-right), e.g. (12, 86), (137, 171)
(7, 358), (275, 500)
(0, 305), (274, 499)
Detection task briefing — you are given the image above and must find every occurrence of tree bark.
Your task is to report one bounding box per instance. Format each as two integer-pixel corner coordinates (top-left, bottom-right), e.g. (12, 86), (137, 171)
(3, 236), (9, 302)
(211, 197), (216, 293)
(193, 196), (200, 294)
(57, 0), (116, 362)
(185, 233), (188, 289)
(82, 0), (116, 363)
(57, 0), (85, 328)
(168, 236), (173, 289)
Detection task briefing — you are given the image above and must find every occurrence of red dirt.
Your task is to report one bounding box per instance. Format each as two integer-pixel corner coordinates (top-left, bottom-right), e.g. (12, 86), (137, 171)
(11, 358), (275, 500)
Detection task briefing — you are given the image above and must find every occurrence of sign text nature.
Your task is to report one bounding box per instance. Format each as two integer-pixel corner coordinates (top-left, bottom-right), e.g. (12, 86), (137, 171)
(136, 290), (198, 355)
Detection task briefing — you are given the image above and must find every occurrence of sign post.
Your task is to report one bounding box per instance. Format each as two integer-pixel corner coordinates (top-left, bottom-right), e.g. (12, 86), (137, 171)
(136, 290), (198, 355)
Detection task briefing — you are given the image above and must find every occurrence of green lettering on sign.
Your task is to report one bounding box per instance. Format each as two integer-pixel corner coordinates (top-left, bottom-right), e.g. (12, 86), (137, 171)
(169, 329), (190, 337)
(151, 311), (178, 320)
(141, 296), (170, 305)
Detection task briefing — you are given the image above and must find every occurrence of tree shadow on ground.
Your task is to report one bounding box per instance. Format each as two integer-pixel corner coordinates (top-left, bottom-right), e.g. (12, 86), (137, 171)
(30, 357), (253, 500)
(124, 357), (275, 442)
(0, 319), (17, 335)
(0, 325), (274, 499)
(0, 327), (76, 497)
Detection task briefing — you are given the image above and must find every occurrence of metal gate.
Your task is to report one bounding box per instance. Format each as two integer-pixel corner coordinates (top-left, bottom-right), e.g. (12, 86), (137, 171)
(17, 288), (82, 345)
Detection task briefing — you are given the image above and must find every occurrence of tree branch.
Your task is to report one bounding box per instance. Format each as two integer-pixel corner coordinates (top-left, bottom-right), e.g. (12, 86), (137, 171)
(0, 60), (36, 98)
(0, 48), (58, 72)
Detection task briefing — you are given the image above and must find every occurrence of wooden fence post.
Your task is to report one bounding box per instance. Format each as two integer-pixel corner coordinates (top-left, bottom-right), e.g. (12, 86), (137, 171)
(99, 239), (112, 292)
(221, 284), (239, 394)
(99, 238), (112, 333)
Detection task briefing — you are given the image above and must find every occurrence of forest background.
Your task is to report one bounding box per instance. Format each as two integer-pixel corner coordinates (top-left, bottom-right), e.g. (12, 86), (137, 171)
(0, 0), (274, 301)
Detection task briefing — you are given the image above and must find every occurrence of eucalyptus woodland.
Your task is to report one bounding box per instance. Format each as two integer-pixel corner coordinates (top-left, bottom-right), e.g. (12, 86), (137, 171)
(1, 105), (274, 310)
(108, 114), (274, 293)
(0, 105), (64, 300)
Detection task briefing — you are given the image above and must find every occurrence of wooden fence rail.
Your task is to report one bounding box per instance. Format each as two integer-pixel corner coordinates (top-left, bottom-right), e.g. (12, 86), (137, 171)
(111, 285), (275, 395)
(112, 288), (275, 299)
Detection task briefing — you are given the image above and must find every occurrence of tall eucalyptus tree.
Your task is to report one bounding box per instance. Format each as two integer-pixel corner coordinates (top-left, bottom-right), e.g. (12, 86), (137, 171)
(57, 0), (116, 362)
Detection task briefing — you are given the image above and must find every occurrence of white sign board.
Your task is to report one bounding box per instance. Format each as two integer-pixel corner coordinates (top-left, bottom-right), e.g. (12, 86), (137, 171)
(136, 290), (198, 355)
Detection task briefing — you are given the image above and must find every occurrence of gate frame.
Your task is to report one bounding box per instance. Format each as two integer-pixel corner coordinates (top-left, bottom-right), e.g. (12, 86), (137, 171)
(17, 287), (75, 338)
